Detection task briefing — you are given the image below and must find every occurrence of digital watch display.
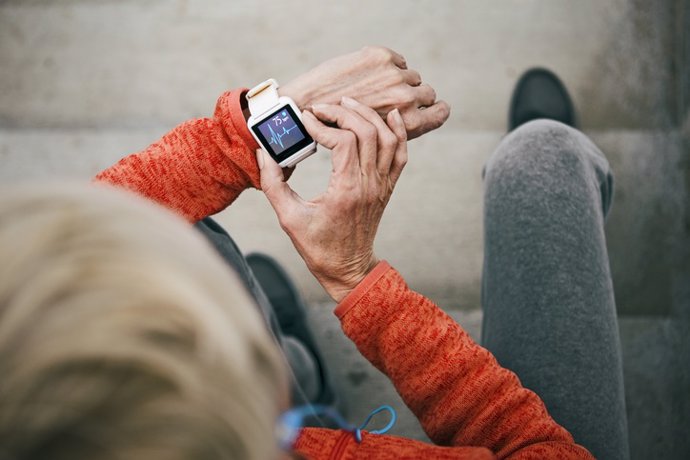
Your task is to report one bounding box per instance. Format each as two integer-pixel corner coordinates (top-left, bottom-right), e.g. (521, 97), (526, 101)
(246, 79), (317, 167)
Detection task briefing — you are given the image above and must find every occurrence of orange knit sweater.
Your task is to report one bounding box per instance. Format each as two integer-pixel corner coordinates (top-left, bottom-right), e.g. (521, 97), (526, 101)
(95, 90), (594, 459)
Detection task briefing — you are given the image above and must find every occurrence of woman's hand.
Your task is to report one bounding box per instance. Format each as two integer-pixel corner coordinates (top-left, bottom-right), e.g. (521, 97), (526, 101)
(280, 46), (450, 140)
(257, 97), (408, 302)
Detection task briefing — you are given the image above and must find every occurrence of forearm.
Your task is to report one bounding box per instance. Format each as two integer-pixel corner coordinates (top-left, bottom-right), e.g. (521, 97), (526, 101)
(94, 89), (260, 222)
(336, 262), (592, 458)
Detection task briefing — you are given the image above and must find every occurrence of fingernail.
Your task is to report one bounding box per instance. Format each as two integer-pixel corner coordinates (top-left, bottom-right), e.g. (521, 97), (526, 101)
(392, 108), (404, 125)
(312, 104), (329, 112)
(341, 96), (357, 107)
(255, 149), (264, 169)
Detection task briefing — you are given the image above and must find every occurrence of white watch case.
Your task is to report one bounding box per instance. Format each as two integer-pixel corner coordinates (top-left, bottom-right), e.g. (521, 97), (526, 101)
(246, 79), (317, 168)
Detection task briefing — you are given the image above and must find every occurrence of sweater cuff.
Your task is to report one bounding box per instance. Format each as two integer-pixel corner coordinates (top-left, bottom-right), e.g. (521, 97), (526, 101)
(216, 88), (260, 152)
(334, 261), (392, 319)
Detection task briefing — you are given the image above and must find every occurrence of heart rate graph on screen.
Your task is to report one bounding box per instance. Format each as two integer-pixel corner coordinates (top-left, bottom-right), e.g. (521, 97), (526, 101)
(258, 109), (306, 155)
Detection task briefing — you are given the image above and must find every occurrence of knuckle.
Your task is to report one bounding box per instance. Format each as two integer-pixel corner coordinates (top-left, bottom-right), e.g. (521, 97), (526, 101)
(387, 68), (405, 85)
(411, 70), (422, 84)
(400, 87), (416, 104)
(406, 113), (421, 130)
(340, 130), (357, 147)
(381, 131), (398, 150)
(396, 152), (409, 168)
(396, 118), (409, 142)
(364, 45), (391, 63)
(362, 124), (377, 142)
(426, 85), (437, 101)
(429, 110), (447, 130)
(441, 101), (451, 120)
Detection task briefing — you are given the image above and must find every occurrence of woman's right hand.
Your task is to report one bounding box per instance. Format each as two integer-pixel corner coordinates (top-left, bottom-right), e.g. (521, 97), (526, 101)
(257, 97), (408, 302)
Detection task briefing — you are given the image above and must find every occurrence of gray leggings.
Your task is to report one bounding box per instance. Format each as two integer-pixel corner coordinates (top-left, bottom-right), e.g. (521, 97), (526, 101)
(197, 119), (629, 458)
(194, 218), (321, 407)
(481, 119), (629, 459)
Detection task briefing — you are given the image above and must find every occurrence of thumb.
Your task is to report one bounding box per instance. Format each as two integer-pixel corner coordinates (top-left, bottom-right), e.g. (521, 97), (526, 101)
(303, 109), (344, 150)
(257, 150), (304, 222)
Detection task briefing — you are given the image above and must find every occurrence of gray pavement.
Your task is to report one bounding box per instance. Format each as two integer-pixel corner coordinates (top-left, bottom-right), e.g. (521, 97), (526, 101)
(1, 1), (688, 458)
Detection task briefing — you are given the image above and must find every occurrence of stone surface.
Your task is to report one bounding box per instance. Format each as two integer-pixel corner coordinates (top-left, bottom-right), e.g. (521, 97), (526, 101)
(619, 316), (690, 460)
(2, 127), (686, 318)
(0, 0), (678, 131)
(0, 127), (496, 311)
(1, 0), (688, 458)
(0, 0), (687, 314)
(1, 0), (685, 316)
(592, 130), (687, 316)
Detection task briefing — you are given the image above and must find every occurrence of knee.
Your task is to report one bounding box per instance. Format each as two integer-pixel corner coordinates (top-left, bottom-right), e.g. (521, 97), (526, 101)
(484, 119), (613, 215)
(509, 119), (582, 152)
(487, 119), (609, 180)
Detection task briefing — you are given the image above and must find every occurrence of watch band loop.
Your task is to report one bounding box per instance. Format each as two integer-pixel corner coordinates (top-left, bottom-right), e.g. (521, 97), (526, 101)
(247, 79), (281, 118)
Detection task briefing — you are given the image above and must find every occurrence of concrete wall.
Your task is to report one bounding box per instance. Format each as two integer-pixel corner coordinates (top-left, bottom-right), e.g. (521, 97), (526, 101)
(0, 0), (685, 316)
(1, 1), (689, 458)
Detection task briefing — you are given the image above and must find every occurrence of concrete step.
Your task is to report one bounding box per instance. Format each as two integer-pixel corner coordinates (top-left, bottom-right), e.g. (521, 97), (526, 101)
(619, 315), (690, 459)
(1, 0), (685, 317)
(0, 0), (677, 131)
(1, 127), (686, 317)
(1, 0), (687, 458)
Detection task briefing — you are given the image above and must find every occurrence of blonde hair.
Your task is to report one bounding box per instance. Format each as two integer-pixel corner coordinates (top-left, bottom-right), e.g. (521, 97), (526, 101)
(0, 184), (288, 460)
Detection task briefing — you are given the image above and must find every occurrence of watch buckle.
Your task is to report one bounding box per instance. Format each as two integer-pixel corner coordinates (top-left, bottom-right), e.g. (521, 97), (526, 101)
(247, 78), (279, 99)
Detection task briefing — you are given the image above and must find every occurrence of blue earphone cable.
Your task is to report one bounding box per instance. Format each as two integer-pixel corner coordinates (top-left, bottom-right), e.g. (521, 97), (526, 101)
(277, 404), (397, 450)
(353, 404), (397, 442)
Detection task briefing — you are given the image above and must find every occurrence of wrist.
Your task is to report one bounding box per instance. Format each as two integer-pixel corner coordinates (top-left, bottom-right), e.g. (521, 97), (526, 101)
(319, 256), (380, 303)
(242, 79), (311, 120)
(279, 79), (313, 111)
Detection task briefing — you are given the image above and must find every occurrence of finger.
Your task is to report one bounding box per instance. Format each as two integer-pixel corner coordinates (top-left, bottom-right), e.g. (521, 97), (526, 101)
(341, 96), (399, 177)
(312, 104), (378, 175)
(405, 100), (451, 140)
(402, 69), (422, 86)
(388, 48), (408, 69)
(413, 84), (437, 107)
(363, 45), (407, 69)
(386, 110), (408, 186)
(302, 110), (359, 174)
(302, 109), (347, 150)
(257, 150), (305, 230)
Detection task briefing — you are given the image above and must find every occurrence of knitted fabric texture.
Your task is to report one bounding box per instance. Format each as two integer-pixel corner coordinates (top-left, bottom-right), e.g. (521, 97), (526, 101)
(95, 90), (594, 459)
(95, 89), (260, 222)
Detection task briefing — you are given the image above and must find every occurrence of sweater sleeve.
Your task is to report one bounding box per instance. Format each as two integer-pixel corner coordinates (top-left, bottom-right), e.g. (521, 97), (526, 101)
(333, 261), (594, 459)
(93, 89), (260, 222)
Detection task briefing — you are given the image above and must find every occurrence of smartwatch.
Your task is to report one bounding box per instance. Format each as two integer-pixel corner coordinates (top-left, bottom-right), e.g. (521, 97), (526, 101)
(246, 79), (317, 168)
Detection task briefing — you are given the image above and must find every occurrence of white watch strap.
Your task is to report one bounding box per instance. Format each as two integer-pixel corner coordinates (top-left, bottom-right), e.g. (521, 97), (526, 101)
(247, 79), (280, 118)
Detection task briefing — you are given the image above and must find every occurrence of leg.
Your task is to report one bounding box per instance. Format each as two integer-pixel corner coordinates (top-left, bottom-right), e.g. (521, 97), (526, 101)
(481, 120), (629, 460)
(194, 218), (321, 406)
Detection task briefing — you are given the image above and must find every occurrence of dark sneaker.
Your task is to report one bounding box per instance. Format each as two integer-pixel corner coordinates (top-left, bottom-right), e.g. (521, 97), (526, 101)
(246, 252), (337, 407)
(509, 68), (576, 131)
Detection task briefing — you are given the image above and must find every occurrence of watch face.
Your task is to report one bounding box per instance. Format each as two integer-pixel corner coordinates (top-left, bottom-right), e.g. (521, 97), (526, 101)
(252, 104), (314, 162)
